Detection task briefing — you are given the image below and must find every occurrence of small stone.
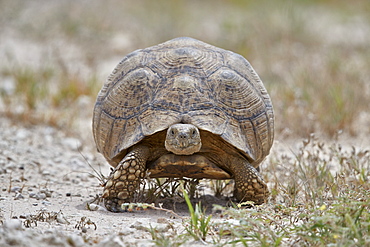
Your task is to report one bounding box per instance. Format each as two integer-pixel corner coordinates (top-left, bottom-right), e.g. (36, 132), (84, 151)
(37, 193), (47, 200)
(42, 200), (51, 206)
(29, 192), (37, 199)
(10, 186), (22, 192)
(40, 189), (53, 197)
(14, 192), (24, 200)
(87, 203), (107, 211)
(42, 170), (51, 176)
(56, 211), (69, 224)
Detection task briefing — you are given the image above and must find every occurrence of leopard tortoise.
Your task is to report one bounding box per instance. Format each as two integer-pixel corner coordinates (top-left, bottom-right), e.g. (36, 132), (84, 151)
(93, 37), (274, 212)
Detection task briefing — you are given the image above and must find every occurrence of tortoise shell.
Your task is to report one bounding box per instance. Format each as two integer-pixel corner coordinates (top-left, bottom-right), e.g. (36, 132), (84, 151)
(93, 37), (274, 168)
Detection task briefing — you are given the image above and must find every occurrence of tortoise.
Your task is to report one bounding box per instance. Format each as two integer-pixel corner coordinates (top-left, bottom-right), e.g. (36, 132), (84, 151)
(93, 37), (274, 212)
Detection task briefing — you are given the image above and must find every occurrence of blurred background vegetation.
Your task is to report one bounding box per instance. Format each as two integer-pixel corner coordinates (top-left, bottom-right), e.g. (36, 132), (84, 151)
(0, 0), (369, 140)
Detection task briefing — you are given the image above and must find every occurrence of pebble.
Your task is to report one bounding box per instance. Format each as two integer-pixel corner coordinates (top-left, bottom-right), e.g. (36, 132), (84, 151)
(10, 186), (22, 192)
(37, 193), (46, 200)
(14, 192), (24, 200)
(29, 192), (37, 198)
(40, 188), (53, 197)
(42, 170), (51, 176)
(56, 211), (69, 224)
(87, 203), (107, 211)
(41, 200), (51, 206)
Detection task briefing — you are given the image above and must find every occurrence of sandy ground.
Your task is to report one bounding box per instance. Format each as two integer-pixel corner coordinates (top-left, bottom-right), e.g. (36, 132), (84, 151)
(0, 116), (203, 246)
(0, 113), (368, 247)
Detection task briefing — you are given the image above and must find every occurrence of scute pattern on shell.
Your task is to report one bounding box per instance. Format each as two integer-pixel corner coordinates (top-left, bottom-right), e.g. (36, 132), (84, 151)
(93, 37), (274, 167)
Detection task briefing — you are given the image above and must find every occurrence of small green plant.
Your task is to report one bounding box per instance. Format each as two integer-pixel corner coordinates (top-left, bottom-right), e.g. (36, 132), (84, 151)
(182, 186), (212, 242)
(149, 225), (185, 247)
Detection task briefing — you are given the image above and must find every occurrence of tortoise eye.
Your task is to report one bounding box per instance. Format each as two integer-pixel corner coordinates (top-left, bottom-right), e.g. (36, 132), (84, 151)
(192, 129), (197, 136)
(171, 130), (175, 135)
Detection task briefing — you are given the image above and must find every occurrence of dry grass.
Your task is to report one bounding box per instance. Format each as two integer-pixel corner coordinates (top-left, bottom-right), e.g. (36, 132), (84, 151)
(1, 64), (100, 128)
(1, 0), (369, 137)
(147, 136), (369, 246)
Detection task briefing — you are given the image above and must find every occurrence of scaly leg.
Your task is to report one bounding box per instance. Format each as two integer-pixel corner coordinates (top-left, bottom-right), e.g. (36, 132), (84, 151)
(229, 158), (269, 204)
(102, 145), (149, 212)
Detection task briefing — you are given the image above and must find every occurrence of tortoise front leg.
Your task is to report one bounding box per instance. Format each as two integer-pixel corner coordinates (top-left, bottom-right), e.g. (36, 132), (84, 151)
(102, 145), (150, 212)
(229, 158), (269, 204)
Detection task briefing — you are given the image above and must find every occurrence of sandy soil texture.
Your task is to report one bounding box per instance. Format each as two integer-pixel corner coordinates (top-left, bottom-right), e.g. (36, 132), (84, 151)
(0, 117), (203, 246)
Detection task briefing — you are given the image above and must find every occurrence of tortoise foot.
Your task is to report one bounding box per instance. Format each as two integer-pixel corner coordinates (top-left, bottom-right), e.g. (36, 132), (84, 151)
(233, 163), (269, 204)
(102, 146), (148, 212)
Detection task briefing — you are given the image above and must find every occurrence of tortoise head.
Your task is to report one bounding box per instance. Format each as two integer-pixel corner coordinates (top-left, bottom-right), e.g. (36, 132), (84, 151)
(165, 124), (202, 155)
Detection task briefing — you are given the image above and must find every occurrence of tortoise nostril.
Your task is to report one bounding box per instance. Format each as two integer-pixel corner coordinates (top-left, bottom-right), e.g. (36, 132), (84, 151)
(178, 133), (188, 139)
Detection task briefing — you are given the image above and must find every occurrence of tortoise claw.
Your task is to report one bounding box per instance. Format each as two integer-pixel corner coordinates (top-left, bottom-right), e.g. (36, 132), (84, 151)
(104, 198), (126, 213)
